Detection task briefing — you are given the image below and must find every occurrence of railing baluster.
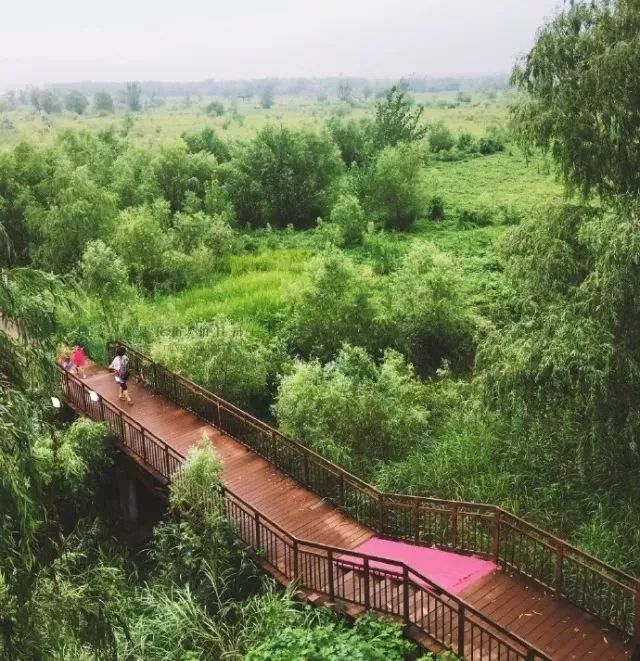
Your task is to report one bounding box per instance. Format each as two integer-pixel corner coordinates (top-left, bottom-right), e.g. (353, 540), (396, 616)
(364, 556), (371, 610)
(327, 549), (335, 602)
(555, 542), (564, 596)
(457, 604), (465, 656)
(450, 503), (459, 549)
(403, 565), (410, 624)
(254, 510), (261, 549)
(492, 508), (501, 562)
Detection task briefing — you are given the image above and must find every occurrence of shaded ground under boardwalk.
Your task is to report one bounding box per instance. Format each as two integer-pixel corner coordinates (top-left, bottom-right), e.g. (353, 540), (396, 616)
(83, 368), (632, 660)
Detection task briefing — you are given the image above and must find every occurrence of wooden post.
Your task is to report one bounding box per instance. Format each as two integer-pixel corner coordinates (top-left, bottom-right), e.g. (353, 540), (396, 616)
(254, 510), (261, 549)
(555, 542), (564, 596)
(414, 501), (420, 543)
(140, 428), (148, 462)
(119, 411), (126, 446)
(492, 508), (501, 563)
(525, 650), (535, 661)
(339, 472), (345, 505)
(163, 444), (170, 478)
(457, 604), (465, 656)
(450, 503), (459, 549)
(303, 452), (309, 486)
(292, 539), (299, 583)
(403, 565), (410, 625)
(327, 549), (335, 602)
(271, 429), (278, 466)
(99, 397), (105, 421)
(364, 557), (371, 610)
(378, 495), (385, 535)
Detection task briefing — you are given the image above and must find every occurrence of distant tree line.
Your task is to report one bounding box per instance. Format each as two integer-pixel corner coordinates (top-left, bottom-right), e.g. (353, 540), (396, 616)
(1, 74), (508, 109)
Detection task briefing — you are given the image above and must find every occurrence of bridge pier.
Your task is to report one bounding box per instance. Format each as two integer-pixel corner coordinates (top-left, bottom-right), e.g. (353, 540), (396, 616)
(117, 466), (139, 523)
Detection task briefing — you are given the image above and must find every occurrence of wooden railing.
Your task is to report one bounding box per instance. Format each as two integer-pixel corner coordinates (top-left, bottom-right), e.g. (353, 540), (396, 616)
(108, 341), (640, 645)
(58, 363), (550, 661)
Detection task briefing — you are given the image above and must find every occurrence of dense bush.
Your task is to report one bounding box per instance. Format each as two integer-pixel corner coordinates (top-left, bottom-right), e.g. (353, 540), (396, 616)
(223, 126), (342, 229)
(181, 126), (231, 162)
(284, 249), (379, 361)
(458, 206), (494, 227)
(26, 163), (117, 272)
(329, 193), (367, 246)
(152, 143), (217, 213)
(428, 122), (456, 153)
(204, 100), (225, 116)
(34, 419), (111, 503)
(247, 613), (413, 661)
(326, 116), (374, 166)
(79, 240), (135, 335)
(150, 318), (269, 407)
(363, 231), (403, 275)
(114, 202), (174, 290)
(388, 243), (476, 376)
(367, 143), (425, 230)
(274, 345), (430, 472)
(427, 195), (445, 220)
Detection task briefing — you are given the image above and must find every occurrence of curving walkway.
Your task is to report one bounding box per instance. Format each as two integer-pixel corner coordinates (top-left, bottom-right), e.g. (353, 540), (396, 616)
(71, 365), (631, 660)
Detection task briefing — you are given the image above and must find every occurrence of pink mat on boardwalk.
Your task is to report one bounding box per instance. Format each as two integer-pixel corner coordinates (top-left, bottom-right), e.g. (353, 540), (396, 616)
(350, 537), (496, 594)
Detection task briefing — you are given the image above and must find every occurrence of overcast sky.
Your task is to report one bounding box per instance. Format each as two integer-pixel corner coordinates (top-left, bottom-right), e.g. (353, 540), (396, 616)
(1, 0), (562, 91)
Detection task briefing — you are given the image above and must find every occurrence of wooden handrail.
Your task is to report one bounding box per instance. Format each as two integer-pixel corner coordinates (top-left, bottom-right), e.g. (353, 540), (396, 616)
(106, 340), (640, 642)
(58, 362), (550, 660)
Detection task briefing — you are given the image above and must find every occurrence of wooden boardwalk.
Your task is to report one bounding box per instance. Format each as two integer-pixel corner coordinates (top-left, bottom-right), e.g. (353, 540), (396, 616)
(68, 365), (632, 660)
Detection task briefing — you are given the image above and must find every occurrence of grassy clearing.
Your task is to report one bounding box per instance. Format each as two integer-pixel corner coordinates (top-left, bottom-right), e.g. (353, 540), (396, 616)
(135, 248), (310, 338)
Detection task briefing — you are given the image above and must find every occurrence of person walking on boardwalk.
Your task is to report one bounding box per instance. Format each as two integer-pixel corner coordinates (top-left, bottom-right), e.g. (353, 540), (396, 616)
(109, 346), (133, 405)
(71, 345), (88, 378)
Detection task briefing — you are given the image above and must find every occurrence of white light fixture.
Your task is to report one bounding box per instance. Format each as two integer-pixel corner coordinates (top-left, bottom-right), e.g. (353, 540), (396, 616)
(50, 397), (61, 409)
(89, 391), (99, 403)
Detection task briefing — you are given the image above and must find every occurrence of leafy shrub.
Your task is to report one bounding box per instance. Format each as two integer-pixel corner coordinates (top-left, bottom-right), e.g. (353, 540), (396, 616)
(457, 131), (478, 153)
(34, 420), (110, 503)
(181, 127), (231, 162)
(428, 122), (456, 153)
(204, 100), (225, 116)
(274, 345), (430, 471)
(152, 143), (217, 213)
(326, 116), (374, 166)
(367, 142), (425, 230)
(284, 249), (379, 361)
(329, 193), (367, 246)
(171, 211), (236, 255)
(113, 202), (173, 290)
(150, 318), (268, 407)
(388, 243), (476, 376)
(223, 126), (342, 229)
(478, 125), (507, 155)
(26, 164), (117, 272)
(427, 195), (445, 220)
(363, 232), (403, 275)
(458, 206), (494, 227)
(79, 240), (135, 335)
(246, 613), (413, 661)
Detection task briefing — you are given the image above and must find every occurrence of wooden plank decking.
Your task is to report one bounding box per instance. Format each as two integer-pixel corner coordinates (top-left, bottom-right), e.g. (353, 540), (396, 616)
(80, 367), (632, 660)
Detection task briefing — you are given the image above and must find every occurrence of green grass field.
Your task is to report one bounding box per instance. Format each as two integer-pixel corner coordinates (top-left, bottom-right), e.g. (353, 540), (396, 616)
(0, 90), (512, 149)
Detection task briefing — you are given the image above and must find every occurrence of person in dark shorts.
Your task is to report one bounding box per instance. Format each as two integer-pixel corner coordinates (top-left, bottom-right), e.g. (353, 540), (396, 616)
(109, 346), (133, 405)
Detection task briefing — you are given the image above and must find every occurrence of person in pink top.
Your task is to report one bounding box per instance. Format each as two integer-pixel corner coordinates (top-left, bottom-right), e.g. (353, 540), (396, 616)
(71, 345), (87, 379)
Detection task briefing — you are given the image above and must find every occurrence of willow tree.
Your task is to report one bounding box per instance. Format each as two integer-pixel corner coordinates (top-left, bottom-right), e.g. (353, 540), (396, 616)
(511, 0), (640, 200)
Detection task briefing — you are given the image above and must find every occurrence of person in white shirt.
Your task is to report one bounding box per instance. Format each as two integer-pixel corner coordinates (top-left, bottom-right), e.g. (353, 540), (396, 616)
(109, 346), (133, 405)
